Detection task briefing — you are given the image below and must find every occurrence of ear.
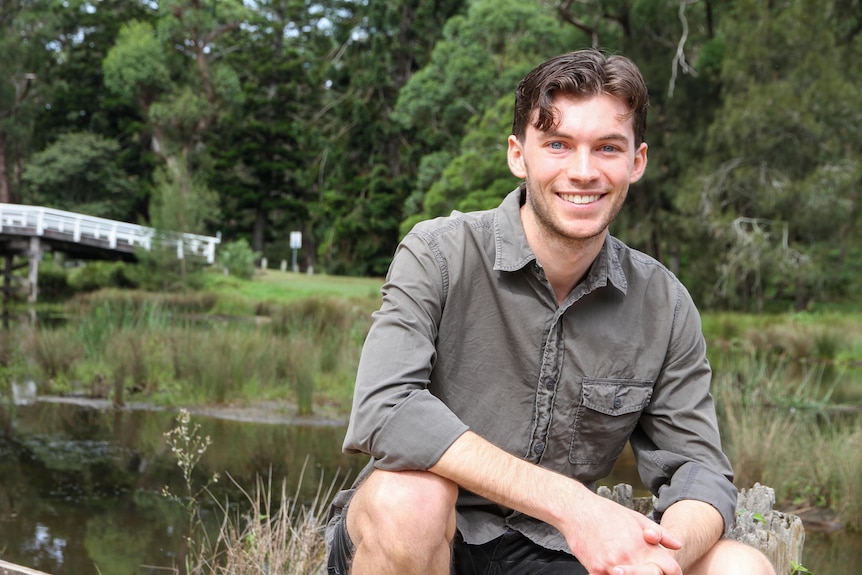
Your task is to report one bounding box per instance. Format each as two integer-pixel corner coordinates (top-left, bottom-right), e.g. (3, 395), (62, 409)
(629, 142), (648, 184)
(507, 135), (527, 179)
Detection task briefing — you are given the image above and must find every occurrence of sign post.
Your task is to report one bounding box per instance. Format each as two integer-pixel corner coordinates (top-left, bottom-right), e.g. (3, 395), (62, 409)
(290, 231), (302, 273)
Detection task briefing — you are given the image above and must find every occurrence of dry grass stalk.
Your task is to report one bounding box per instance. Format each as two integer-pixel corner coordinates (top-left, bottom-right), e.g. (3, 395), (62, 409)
(192, 460), (343, 575)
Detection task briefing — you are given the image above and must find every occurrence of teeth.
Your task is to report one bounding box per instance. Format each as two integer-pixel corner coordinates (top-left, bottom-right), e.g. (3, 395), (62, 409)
(560, 194), (599, 205)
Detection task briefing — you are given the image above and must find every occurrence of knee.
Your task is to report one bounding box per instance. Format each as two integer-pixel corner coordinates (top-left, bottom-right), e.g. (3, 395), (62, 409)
(347, 469), (458, 546)
(726, 540), (777, 575)
(694, 539), (777, 575)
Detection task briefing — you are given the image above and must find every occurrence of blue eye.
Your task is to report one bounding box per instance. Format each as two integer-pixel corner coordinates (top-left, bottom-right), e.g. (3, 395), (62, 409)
(549, 142), (564, 150)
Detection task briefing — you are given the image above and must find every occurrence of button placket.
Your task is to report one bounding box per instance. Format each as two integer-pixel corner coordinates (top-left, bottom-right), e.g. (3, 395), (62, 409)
(527, 310), (564, 463)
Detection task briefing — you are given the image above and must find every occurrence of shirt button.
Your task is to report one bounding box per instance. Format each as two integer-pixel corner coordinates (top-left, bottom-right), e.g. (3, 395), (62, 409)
(613, 397), (622, 409)
(533, 441), (545, 454)
(545, 378), (555, 390)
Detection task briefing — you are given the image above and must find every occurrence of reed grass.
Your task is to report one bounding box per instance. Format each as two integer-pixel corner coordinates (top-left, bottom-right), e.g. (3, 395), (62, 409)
(22, 328), (83, 385)
(105, 329), (154, 404)
(0, 330), (27, 397)
(192, 466), (340, 575)
(12, 284), (862, 531)
(712, 353), (862, 529)
(162, 410), (341, 575)
(836, 427), (862, 531)
(705, 310), (862, 530)
(71, 288), (218, 316)
(282, 335), (319, 416)
(21, 290), (369, 414)
(703, 310), (862, 368)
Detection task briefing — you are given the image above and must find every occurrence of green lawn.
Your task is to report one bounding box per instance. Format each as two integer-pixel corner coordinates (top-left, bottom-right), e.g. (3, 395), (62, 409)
(202, 269), (384, 314)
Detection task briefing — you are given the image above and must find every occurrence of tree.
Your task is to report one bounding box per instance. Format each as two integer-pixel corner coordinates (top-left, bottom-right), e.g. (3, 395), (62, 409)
(207, 0), (330, 268)
(103, 0), (247, 236)
(0, 0), (58, 204)
(21, 132), (136, 218)
(394, 0), (583, 231)
(312, 0), (468, 276)
(675, 0), (862, 310)
(603, 0), (724, 269)
(102, 1), (248, 287)
(28, 0), (156, 221)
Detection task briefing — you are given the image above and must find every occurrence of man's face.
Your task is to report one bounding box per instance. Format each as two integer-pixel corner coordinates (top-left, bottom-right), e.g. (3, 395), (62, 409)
(507, 94), (647, 246)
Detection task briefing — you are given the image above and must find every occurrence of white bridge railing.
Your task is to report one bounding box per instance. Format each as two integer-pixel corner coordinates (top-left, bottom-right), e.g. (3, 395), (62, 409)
(0, 203), (220, 263)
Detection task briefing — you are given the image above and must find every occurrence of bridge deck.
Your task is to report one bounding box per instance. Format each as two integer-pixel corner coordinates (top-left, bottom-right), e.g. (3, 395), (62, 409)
(0, 203), (219, 263)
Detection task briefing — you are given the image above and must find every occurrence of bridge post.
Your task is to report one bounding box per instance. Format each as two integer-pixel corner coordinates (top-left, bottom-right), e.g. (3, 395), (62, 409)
(27, 237), (41, 304)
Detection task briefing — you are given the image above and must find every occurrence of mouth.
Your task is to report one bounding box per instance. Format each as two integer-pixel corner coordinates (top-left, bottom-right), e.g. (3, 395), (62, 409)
(558, 193), (602, 205)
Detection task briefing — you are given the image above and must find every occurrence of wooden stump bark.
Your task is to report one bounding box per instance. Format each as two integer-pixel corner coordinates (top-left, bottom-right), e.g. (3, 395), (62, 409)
(598, 482), (805, 574)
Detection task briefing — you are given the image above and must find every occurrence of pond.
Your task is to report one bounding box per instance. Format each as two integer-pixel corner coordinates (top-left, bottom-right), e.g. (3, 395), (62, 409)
(0, 400), (859, 574)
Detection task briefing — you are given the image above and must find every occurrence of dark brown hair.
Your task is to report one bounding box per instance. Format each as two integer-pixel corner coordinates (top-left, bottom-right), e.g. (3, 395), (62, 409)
(512, 49), (649, 145)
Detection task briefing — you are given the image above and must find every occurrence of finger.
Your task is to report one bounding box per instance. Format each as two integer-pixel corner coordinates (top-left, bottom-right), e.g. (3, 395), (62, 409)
(609, 563), (668, 575)
(642, 526), (682, 550)
(611, 554), (683, 575)
(608, 566), (653, 575)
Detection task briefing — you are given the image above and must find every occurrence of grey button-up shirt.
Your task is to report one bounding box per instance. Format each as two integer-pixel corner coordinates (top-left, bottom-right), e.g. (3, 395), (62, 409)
(342, 186), (736, 552)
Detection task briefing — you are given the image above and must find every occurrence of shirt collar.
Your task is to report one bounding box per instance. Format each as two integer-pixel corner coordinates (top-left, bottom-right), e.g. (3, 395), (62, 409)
(493, 185), (535, 273)
(584, 234), (629, 295)
(492, 184), (628, 295)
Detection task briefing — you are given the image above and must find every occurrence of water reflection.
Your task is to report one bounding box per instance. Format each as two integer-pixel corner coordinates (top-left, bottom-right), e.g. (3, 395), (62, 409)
(1, 401), (859, 575)
(0, 401), (365, 575)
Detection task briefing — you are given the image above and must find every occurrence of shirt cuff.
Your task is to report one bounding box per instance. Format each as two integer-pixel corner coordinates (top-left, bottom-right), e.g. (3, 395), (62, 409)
(364, 389), (470, 471)
(653, 461), (738, 535)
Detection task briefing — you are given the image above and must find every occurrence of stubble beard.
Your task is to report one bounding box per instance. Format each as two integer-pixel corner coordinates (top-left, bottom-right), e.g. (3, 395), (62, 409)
(524, 178), (626, 252)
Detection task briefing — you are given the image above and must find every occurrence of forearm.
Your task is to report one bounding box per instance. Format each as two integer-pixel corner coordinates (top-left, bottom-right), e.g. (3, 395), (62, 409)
(429, 430), (586, 528)
(660, 499), (724, 571)
(428, 431), (683, 575)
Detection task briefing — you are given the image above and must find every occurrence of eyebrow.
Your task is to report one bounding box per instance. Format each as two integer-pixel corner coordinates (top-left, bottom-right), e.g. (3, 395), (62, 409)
(541, 129), (631, 144)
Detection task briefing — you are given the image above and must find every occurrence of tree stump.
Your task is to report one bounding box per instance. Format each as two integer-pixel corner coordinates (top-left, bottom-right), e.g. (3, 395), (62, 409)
(598, 482), (805, 574)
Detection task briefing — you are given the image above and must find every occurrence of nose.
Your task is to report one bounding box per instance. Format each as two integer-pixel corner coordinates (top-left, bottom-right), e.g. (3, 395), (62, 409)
(565, 148), (599, 183)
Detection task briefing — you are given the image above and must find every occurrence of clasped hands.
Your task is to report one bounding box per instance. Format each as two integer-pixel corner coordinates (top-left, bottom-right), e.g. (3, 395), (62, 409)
(600, 526), (683, 575)
(576, 509), (683, 575)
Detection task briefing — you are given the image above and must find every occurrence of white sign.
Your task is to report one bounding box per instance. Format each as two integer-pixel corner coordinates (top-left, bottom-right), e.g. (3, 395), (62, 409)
(290, 231), (302, 249)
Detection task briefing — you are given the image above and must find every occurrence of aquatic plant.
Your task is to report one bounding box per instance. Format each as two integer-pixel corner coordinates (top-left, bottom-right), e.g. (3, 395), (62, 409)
(162, 409), (342, 575)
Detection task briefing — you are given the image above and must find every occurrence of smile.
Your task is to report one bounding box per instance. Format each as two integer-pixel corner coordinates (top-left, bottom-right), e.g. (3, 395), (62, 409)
(559, 193), (601, 205)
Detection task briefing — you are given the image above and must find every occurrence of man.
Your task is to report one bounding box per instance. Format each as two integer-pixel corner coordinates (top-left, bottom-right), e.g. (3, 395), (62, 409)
(326, 49), (775, 575)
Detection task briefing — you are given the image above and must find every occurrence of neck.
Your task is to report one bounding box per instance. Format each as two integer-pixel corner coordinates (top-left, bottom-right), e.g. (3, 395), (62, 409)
(522, 209), (605, 305)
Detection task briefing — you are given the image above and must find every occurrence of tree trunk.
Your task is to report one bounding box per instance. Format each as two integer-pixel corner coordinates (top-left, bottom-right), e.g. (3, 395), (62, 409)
(599, 482), (805, 575)
(0, 130), (10, 204)
(253, 206), (266, 254)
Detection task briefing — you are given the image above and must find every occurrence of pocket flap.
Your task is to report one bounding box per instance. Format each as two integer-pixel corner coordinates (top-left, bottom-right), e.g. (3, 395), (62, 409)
(582, 378), (653, 416)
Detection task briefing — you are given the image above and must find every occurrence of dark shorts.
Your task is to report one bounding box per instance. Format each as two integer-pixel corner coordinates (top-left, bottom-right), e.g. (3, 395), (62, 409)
(325, 504), (355, 575)
(325, 508), (587, 575)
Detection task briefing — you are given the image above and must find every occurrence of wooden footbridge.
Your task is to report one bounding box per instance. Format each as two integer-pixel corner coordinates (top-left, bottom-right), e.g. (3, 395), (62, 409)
(0, 203), (220, 303)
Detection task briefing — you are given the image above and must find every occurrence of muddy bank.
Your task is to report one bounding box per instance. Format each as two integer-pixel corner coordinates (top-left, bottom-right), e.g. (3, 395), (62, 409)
(30, 395), (348, 427)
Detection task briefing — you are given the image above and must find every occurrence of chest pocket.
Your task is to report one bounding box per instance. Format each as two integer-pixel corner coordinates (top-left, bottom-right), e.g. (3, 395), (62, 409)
(568, 378), (653, 465)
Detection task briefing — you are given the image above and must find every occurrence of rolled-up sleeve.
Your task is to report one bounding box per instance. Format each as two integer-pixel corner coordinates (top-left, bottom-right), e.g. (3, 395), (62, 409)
(343, 231), (470, 470)
(631, 284), (738, 533)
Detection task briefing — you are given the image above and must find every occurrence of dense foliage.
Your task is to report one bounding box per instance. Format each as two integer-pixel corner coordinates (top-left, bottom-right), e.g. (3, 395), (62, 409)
(2, 0), (860, 311)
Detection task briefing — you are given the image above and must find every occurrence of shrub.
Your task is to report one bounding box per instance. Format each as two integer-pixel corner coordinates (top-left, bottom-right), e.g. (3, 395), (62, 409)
(68, 261), (138, 292)
(218, 239), (259, 280)
(36, 260), (72, 300)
